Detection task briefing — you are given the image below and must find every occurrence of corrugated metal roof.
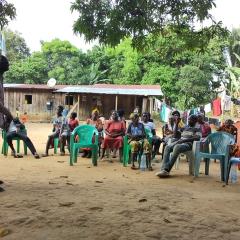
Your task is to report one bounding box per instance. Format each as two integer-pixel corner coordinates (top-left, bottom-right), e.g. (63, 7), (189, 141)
(3, 83), (66, 90)
(56, 85), (163, 96)
(3, 83), (163, 96)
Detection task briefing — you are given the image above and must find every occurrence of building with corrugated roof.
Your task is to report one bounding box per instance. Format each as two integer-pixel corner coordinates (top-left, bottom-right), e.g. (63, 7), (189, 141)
(4, 84), (163, 121)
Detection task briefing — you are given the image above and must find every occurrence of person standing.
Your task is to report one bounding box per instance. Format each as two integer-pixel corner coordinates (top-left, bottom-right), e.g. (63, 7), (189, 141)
(0, 55), (12, 129)
(0, 54), (12, 192)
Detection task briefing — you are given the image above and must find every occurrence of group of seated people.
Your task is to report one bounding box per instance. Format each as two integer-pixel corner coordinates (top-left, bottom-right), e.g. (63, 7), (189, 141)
(41, 106), (161, 170)
(156, 111), (240, 178)
(81, 109), (156, 170)
(4, 105), (239, 178)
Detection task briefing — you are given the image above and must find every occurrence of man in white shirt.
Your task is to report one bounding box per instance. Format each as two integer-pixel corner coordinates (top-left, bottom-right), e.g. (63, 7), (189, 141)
(6, 117), (40, 158)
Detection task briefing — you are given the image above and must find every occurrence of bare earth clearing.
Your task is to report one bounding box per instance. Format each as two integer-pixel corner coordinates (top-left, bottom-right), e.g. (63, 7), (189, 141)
(0, 123), (239, 240)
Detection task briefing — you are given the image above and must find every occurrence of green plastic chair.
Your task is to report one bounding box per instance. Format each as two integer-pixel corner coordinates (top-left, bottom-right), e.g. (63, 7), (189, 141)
(53, 137), (62, 154)
(122, 127), (153, 167)
(69, 125), (99, 166)
(54, 137), (59, 154)
(1, 129), (27, 156)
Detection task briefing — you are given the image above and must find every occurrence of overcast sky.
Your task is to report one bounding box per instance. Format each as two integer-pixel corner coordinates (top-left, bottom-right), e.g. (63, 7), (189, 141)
(7, 0), (240, 53)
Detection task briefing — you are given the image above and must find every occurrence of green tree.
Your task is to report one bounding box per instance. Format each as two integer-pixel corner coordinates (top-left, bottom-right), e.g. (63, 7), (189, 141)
(141, 64), (178, 103)
(229, 28), (240, 67)
(176, 65), (214, 109)
(41, 39), (89, 84)
(5, 52), (48, 84)
(4, 29), (30, 63)
(105, 38), (142, 84)
(0, 0), (16, 30)
(71, 0), (227, 50)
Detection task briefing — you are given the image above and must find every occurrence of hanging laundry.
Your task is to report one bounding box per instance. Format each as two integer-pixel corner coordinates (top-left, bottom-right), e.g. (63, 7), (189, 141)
(204, 103), (211, 113)
(154, 99), (162, 111)
(212, 98), (222, 116)
(160, 103), (166, 122)
(224, 95), (232, 111)
(189, 108), (198, 115)
(165, 107), (172, 123)
(232, 98), (240, 105)
(160, 103), (171, 123)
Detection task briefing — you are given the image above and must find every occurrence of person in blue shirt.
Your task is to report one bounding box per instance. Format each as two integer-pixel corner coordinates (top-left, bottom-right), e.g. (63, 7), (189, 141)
(127, 113), (151, 170)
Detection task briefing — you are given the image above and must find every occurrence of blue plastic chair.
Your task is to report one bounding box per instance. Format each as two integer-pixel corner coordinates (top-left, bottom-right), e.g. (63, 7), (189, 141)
(226, 157), (240, 185)
(69, 125), (99, 166)
(194, 132), (235, 181)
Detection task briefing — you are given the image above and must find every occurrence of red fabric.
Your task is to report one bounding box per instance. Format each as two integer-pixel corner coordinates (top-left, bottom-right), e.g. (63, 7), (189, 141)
(212, 98), (222, 116)
(102, 121), (125, 149)
(68, 119), (79, 132)
(200, 122), (211, 138)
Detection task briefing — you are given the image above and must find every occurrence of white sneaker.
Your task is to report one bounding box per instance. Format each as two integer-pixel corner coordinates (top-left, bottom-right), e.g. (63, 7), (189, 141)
(155, 170), (169, 178)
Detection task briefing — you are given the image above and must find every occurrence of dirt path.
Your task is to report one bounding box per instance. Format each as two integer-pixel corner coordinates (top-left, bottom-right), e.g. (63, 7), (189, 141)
(0, 123), (239, 240)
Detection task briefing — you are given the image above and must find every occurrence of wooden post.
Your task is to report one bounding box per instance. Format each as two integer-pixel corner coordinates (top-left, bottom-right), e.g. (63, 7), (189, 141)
(115, 95), (118, 110)
(149, 97), (153, 114)
(134, 96), (137, 108)
(77, 95), (80, 118)
(142, 97), (147, 113)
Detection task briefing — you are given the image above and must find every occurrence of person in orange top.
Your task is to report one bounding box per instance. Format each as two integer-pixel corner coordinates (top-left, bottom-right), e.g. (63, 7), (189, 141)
(217, 119), (237, 142)
(20, 112), (28, 124)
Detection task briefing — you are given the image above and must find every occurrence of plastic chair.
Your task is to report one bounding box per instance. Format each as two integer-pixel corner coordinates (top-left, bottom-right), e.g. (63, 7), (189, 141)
(1, 129), (27, 156)
(226, 157), (240, 185)
(194, 132), (235, 181)
(53, 137), (66, 154)
(69, 125), (99, 166)
(122, 128), (153, 167)
(54, 137), (59, 154)
(174, 150), (195, 175)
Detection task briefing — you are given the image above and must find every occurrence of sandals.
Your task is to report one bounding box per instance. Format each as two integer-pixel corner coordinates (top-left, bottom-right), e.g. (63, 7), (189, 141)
(41, 154), (48, 157)
(131, 166), (138, 170)
(34, 153), (40, 159)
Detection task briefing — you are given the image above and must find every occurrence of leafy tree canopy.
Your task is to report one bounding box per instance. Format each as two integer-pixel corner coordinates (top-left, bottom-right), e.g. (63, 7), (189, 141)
(71, 0), (227, 50)
(4, 29), (30, 63)
(0, 0), (16, 30)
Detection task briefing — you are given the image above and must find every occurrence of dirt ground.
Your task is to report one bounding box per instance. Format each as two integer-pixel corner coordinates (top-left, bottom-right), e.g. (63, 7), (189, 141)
(0, 123), (240, 240)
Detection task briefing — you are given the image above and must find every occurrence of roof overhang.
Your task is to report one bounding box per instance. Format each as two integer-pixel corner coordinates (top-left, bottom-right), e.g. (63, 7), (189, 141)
(55, 86), (163, 96)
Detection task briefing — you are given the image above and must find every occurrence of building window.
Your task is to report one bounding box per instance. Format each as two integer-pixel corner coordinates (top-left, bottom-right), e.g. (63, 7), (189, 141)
(25, 95), (32, 104)
(82, 95), (86, 102)
(65, 95), (74, 105)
